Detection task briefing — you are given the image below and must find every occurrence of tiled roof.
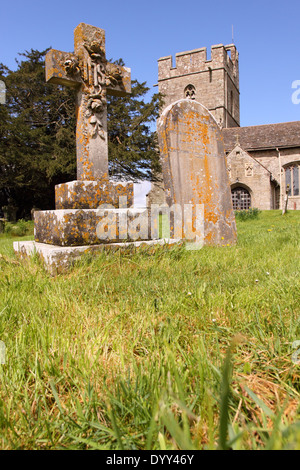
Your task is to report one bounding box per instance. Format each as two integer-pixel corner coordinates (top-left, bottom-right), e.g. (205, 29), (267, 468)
(222, 121), (300, 151)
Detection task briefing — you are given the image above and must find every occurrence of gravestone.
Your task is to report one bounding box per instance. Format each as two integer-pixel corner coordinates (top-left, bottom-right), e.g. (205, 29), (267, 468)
(2, 200), (18, 222)
(0, 80), (5, 105)
(157, 98), (237, 245)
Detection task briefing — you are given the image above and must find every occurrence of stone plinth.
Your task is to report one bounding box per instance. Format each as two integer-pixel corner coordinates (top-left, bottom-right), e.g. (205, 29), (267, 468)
(157, 98), (237, 246)
(14, 239), (181, 275)
(55, 180), (134, 209)
(34, 208), (150, 246)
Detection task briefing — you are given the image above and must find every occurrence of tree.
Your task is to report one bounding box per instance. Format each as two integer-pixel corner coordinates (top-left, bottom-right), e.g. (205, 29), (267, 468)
(0, 49), (77, 218)
(107, 60), (163, 181)
(0, 51), (162, 218)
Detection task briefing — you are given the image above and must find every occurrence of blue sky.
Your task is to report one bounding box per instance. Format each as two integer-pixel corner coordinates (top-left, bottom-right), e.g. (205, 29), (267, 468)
(1, 0), (300, 205)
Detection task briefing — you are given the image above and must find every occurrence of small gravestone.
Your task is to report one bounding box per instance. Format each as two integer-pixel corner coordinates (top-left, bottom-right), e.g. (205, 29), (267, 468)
(157, 98), (237, 245)
(2, 200), (18, 222)
(0, 80), (5, 105)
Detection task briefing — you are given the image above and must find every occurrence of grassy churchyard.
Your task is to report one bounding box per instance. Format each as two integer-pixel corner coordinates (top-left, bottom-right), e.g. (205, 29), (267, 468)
(0, 210), (299, 450)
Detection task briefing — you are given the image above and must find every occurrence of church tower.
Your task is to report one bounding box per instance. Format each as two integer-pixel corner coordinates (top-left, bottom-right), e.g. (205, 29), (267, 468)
(157, 44), (240, 128)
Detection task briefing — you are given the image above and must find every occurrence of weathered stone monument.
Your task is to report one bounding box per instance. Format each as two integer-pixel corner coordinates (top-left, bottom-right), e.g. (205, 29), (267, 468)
(157, 98), (237, 245)
(43, 22), (133, 207)
(14, 23), (164, 273)
(33, 23), (145, 248)
(45, 23), (131, 181)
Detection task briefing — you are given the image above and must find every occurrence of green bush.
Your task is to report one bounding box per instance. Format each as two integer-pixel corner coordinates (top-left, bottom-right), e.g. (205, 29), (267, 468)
(235, 207), (261, 221)
(4, 219), (33, 236)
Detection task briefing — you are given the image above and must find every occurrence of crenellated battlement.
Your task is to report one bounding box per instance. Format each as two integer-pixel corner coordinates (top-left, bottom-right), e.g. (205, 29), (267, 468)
(158, 44), (238, 85)
(157, 43), (240, 128)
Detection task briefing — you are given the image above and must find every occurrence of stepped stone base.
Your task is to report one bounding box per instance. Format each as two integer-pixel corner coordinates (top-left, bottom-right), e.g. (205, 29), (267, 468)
(13, 239), (180, 275)
(55, 179), (134, 209)
(34, 208), (150, 246)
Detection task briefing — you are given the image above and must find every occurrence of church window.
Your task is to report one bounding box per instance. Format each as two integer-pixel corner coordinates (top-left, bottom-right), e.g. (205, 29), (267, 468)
(184, 84), (196, 100)
(293, 165), (299, 196)
(285, 167), (291, 194)
(231, 187), (251, 210)
(285, 164), (300, 196)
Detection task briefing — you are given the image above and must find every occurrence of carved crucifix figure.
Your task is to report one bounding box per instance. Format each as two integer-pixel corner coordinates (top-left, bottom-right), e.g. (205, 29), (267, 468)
(45, 23), (131, 181)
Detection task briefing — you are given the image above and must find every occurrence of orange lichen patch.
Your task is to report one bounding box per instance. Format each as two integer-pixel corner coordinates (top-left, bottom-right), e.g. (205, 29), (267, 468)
(180, 111), (210, 148)
(204, 209), (219, 224)
(81, 158), (94, 181)
(55, 180), (133, 210)
(204, 231), (213, 242)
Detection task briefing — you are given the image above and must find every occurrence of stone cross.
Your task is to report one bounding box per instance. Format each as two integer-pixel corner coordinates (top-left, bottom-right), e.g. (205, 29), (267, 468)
(45, 23), (131, 181)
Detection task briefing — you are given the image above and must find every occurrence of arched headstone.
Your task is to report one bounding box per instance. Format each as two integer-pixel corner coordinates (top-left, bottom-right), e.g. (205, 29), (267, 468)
(157, 99), (237, 246)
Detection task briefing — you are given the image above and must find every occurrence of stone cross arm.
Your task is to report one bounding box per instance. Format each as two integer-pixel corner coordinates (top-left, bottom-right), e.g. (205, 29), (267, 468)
(45, 23), (131, 97)
(45, 50), (81, 88)
(45, 49), (131, 97)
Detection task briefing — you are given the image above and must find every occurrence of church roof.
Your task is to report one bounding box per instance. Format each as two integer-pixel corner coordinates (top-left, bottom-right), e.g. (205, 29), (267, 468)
(222, 121), (300, 152)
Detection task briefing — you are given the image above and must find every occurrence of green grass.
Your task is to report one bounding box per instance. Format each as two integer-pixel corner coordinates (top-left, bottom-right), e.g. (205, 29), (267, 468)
(0, 210), (299, 449)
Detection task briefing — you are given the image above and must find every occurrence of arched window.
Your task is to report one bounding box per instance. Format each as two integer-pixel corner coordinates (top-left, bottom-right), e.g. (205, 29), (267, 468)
(184, 84), (196, 100)
(285, 163), (300, 196)
(231, 187), (251, 210)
